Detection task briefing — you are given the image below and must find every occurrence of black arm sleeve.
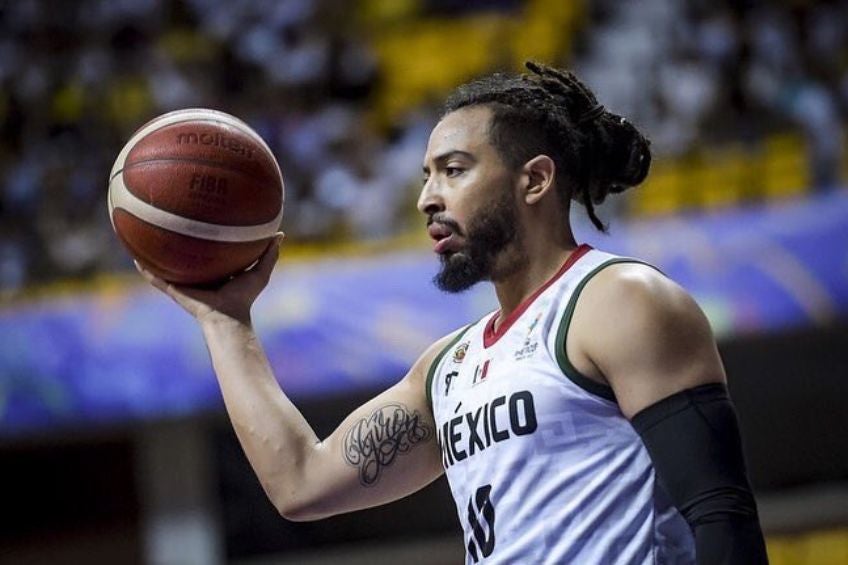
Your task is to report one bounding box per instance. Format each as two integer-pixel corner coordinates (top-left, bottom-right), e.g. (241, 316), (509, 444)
(631, 383), (769, 565)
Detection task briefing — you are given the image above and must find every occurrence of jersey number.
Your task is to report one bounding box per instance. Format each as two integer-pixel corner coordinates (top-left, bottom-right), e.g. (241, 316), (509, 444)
(467, 484), (496, 562)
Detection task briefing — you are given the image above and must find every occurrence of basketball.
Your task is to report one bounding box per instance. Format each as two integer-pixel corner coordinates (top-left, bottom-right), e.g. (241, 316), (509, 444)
(108, 108), (284, 285)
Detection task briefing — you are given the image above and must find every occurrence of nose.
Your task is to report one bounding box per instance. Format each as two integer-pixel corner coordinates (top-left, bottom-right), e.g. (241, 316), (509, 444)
(417, 180), (444, 217)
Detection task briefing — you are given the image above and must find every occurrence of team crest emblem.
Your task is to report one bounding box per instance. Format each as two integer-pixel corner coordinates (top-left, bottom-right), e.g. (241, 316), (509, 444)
(453, 342), (469, 364)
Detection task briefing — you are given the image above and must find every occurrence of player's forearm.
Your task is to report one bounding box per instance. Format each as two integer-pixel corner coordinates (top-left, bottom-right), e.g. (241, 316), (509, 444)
(200, 314), (320, 517)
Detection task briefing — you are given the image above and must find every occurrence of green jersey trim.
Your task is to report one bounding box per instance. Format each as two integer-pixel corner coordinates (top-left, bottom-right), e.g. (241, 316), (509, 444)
(554, 258), (660, 402)
(426, 325), (473, 411)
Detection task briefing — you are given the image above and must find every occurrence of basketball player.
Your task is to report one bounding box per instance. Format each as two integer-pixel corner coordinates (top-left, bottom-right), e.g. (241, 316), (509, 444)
(137, 63), (768, 564)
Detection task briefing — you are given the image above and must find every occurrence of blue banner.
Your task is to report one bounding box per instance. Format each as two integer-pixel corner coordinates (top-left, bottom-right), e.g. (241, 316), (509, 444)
(2, 192), (847, 437)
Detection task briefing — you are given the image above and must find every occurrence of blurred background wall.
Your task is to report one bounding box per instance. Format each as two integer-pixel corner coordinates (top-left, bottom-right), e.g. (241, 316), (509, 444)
(0, 0), (846, 563)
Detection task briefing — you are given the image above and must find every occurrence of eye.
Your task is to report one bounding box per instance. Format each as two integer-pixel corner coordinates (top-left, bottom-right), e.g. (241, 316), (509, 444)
(445, 167), (464, 177)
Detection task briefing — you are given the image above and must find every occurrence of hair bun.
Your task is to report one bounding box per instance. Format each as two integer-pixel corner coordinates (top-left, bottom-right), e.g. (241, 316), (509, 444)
(602, 114), (651, 191)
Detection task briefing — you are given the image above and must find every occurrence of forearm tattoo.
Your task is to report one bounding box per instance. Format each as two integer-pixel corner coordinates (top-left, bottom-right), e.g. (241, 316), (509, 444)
(342, 403), (433, 487)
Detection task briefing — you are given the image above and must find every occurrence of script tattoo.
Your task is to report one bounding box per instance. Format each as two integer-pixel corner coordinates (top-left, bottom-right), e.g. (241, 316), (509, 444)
(343, 403), (432, 487)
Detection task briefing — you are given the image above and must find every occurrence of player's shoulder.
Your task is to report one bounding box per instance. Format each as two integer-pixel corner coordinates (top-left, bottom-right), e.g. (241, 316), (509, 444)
(585, 260), (696, 315)
(406, 326), (473, 385)
(407, 325), (471, 390)
(574, 260), (709, 340)
(389, 327), (471, 413)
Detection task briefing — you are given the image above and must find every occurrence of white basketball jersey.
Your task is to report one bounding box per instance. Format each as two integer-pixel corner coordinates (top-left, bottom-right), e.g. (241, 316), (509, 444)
(427, 245), (696, 564)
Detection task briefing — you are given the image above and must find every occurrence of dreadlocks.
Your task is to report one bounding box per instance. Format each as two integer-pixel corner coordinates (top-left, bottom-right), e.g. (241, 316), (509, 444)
(443, 61), (651, 231)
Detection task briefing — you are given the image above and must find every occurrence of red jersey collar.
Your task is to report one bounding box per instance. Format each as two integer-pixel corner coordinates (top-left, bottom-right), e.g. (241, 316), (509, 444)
(483, 244), (592, 349)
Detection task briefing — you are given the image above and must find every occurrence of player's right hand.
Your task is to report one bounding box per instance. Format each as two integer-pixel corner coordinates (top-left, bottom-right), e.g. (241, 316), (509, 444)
(135, 232), (284, 325)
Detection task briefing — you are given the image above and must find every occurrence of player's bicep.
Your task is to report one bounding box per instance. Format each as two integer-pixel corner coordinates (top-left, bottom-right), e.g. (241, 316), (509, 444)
(311, 378), (442, 513)
(575, 264), (726, 419)
(290, 335), (457, 521)
(334, 382), (438, 489)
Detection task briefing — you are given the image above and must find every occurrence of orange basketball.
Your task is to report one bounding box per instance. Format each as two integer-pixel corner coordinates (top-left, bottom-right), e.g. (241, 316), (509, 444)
(108, 108), (284, 285)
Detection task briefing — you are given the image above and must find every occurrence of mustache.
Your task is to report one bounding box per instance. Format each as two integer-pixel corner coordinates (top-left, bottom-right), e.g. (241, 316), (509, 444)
(427, 213), (464, 236)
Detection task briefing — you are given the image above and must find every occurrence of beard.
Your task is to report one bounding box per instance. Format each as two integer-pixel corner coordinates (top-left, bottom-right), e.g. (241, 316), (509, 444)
(434, 185), (522, 293)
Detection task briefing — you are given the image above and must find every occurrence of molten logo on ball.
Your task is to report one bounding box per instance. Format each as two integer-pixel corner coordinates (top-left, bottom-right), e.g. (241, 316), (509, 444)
(177, 131), (255, 159)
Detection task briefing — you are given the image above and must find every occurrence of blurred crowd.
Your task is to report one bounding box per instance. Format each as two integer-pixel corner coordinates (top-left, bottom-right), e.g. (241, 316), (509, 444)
(578, 0), (846, 185)
(0, 0), (846, 292)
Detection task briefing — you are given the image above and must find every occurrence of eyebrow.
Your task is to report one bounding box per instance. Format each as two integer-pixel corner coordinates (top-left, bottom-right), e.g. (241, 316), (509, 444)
(422, 150), (476, 173)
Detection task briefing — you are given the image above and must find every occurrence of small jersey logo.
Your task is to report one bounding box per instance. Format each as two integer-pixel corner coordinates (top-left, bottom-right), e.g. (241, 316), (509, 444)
(453, 342), (469, 364)
(445, 371), (459, 397)
(514, 312), (542, 360)
(472, 360), (490, 386)
(527, 312), (542, 334)
(514, 341), (538, 361)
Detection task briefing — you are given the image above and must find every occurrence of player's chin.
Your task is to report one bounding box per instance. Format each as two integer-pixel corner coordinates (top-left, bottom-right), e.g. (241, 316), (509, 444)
(434, 252), (483, 293)
(438, 248), (467, 264)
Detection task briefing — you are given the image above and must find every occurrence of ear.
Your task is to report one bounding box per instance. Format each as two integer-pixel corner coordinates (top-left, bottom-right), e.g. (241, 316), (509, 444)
(521, 155), (556, 205)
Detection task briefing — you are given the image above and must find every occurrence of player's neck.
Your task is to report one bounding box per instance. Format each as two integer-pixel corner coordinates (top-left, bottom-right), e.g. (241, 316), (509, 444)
(491, 235), (578, 329)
